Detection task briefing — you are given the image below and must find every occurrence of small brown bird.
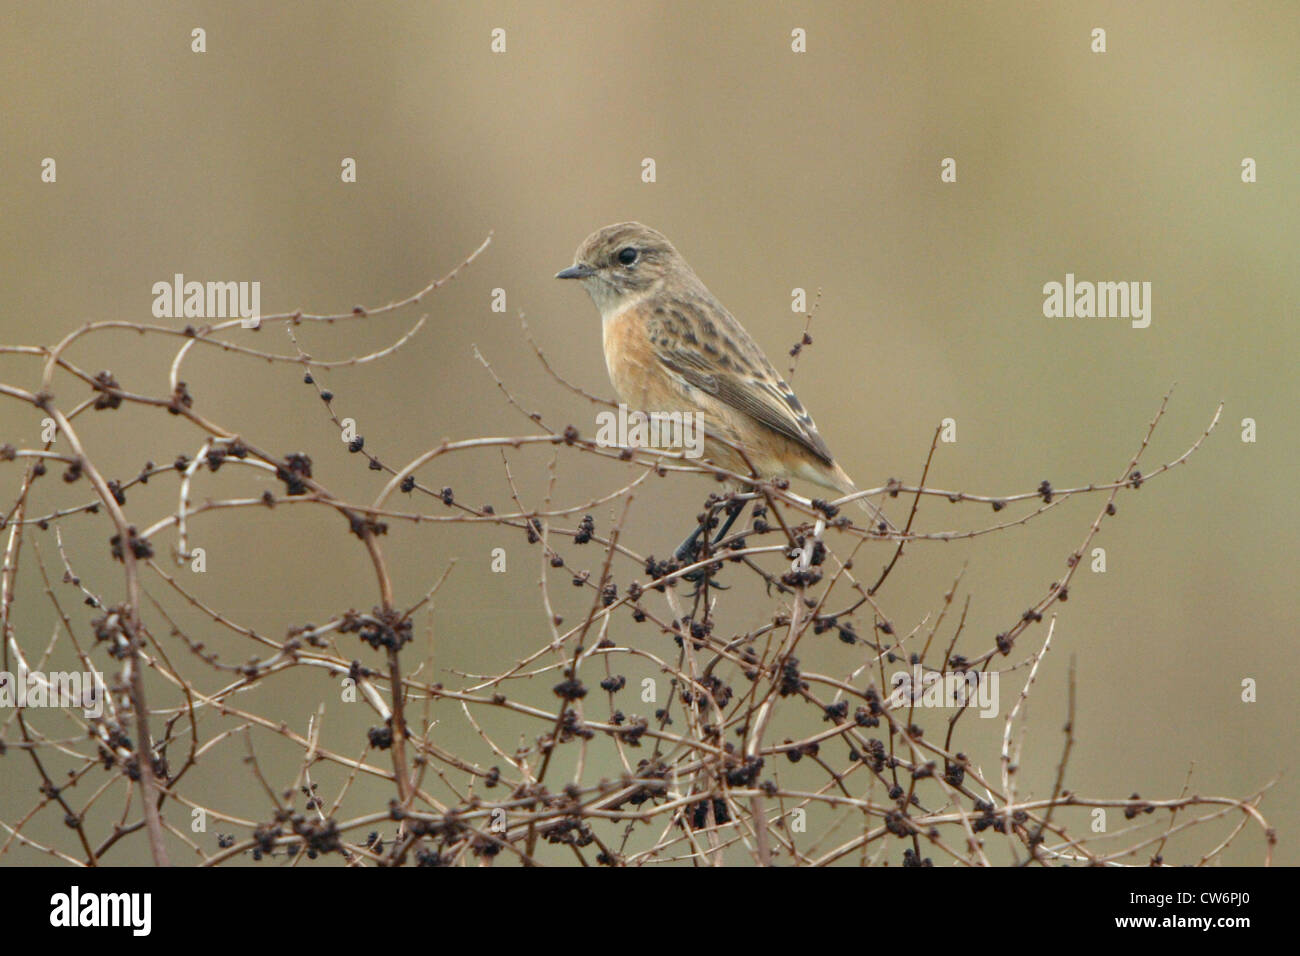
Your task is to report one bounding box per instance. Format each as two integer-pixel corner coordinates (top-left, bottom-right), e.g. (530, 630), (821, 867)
(557, 222), (881, 527)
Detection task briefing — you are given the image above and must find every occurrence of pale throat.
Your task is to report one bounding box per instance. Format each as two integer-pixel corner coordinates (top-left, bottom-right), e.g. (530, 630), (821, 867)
(587, 278), (651, 323)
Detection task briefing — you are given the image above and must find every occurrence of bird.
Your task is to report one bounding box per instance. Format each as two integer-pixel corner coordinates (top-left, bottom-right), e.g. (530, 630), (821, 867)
(556, 221), (886, 553)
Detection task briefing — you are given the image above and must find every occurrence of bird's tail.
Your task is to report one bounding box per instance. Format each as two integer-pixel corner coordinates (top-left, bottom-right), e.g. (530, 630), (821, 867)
(824, 461), (896, 533)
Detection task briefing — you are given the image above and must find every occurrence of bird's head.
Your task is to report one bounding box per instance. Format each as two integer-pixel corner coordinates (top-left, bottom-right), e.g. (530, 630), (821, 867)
(556, 221), (686, 314)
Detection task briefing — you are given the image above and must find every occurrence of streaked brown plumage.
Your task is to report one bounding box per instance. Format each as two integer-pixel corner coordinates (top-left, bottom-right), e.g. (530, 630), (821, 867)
(557, 221), (875, 517)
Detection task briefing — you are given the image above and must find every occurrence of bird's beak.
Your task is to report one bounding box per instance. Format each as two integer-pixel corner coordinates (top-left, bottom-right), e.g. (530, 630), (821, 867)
(555, 263), (596, 280)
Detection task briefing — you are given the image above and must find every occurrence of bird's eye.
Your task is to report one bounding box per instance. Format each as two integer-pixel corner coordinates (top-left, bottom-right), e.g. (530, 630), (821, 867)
(617, 247), (638, 266)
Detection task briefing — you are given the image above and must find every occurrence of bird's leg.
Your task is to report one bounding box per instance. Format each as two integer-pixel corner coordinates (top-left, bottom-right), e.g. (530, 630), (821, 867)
(708, 497), (748, 549)
(675, 494), (750, 587)
(673, 515), (715, 574)
(673, 522), (707, 566)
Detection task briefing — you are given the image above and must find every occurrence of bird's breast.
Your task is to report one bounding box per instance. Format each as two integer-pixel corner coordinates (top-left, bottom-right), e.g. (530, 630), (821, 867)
(602, 304), (672, 410)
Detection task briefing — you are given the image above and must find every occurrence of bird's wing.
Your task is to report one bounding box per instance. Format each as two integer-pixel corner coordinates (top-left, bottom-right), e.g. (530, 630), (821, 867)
(652, 295), (835, 466)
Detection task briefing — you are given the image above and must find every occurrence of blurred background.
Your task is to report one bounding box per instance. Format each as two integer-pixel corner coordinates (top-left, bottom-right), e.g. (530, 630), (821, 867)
(1, 1), (1295, 865)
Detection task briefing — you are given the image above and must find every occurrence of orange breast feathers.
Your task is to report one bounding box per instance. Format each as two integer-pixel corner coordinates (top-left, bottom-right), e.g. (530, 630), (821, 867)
(601, 303), (683, 413)
(600, 303), (794, 479)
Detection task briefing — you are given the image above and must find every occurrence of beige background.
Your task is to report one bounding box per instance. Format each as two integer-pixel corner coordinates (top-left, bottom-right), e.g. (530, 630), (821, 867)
(1, 1), (1295, 865)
